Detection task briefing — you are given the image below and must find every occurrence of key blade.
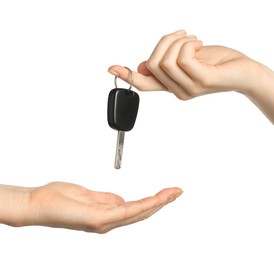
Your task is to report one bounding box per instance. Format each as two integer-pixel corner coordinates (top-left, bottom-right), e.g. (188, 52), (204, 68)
(114, 130), (125, 169)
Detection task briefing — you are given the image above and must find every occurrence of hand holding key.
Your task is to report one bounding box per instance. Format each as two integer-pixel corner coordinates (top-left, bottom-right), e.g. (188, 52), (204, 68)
(108, 30), (274, 126)
(107, 68), (139, 169)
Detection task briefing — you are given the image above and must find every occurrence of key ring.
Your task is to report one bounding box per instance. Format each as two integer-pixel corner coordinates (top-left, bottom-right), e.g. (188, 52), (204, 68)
(114, 67), (134, 91)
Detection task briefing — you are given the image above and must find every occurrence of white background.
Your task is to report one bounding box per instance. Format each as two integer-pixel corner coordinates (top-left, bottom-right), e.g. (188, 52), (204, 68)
(1, 0), (274, 259)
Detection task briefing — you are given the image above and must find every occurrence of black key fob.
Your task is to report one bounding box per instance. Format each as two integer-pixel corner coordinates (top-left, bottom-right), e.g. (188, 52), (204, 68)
(107, 88), (139, 132)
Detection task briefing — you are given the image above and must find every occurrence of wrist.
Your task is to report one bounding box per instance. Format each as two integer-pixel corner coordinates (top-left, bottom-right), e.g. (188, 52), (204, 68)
(240, 61), (274, 124)
(0, 184), (32, 227)
(241, 61), (274, 97)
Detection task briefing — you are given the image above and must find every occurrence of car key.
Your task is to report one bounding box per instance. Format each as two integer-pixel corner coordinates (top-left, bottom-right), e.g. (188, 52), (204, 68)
(107, 87), (139, 169)
(107, 70), (139, 169)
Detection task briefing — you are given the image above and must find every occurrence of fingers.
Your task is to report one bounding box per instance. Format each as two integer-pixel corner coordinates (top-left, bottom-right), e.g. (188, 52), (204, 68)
(99, 187), (183, 233)
(146, 32), (198, 99)
(177, 40), (209, 84)
(108, 65), (167, 91)
(165, 39), (204, 97)
(107, 30), (189, 92)
(108, 30), (207, 99)
(84, 190), (125, 206)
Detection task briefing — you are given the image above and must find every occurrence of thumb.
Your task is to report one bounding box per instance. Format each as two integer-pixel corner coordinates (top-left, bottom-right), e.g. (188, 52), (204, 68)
(137, 61), (152, 76)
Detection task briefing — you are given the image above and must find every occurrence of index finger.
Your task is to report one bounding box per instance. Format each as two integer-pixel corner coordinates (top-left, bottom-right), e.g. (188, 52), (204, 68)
(108, 65), (167, 91)
(103, 187), (183, 224)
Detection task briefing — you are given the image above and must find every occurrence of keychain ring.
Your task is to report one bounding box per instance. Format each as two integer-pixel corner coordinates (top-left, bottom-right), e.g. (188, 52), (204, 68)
(114, 67), (134, 91)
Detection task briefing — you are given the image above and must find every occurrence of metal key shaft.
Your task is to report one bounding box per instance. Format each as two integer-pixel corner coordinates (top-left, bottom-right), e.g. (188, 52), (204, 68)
(114, 130), (125, 169)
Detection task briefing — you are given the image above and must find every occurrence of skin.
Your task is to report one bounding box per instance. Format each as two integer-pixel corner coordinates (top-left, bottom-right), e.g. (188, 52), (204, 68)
(2, 30), (273, 234)
(108, 30), (274, 124)
(1, 31), (187, 233)
(0, 182), (182, 233)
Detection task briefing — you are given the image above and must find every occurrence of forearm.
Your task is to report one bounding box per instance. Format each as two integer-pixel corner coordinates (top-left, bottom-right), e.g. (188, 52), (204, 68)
(243, 63), (274, 124)
(0, 184), (31, 227)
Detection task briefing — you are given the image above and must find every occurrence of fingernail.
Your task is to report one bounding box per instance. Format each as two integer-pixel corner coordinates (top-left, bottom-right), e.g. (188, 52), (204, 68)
(173, 30), (186, 35)
(168, 195), (177, 202)
(187, 35), (196, 39)
(108, 70), (119, 76)
(169, 192), (181, 201)
(175, 189), (183, 198)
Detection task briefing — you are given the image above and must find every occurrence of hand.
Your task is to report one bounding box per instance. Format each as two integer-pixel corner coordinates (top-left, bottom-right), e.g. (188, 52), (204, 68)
(109, 30), (260, 99)
(108, 30), (274, 123)
(0, 182), (182, 233)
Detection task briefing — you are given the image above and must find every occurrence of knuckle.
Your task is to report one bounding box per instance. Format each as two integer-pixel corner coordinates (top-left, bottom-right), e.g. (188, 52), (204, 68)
(174, 92), (191, 101)
(188, 87), (201, 97)
(200, 77), (213, 88)
(160, 33), (174, 42)
(195, 77), (212, 91)
(146, 59), (158, 71)
(161, 32), (183, 41)
(187, 82), (210, 97)
(177, 56), (189, 68)
(159, 58), (173, 71)
(158, 33), (182, 47)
